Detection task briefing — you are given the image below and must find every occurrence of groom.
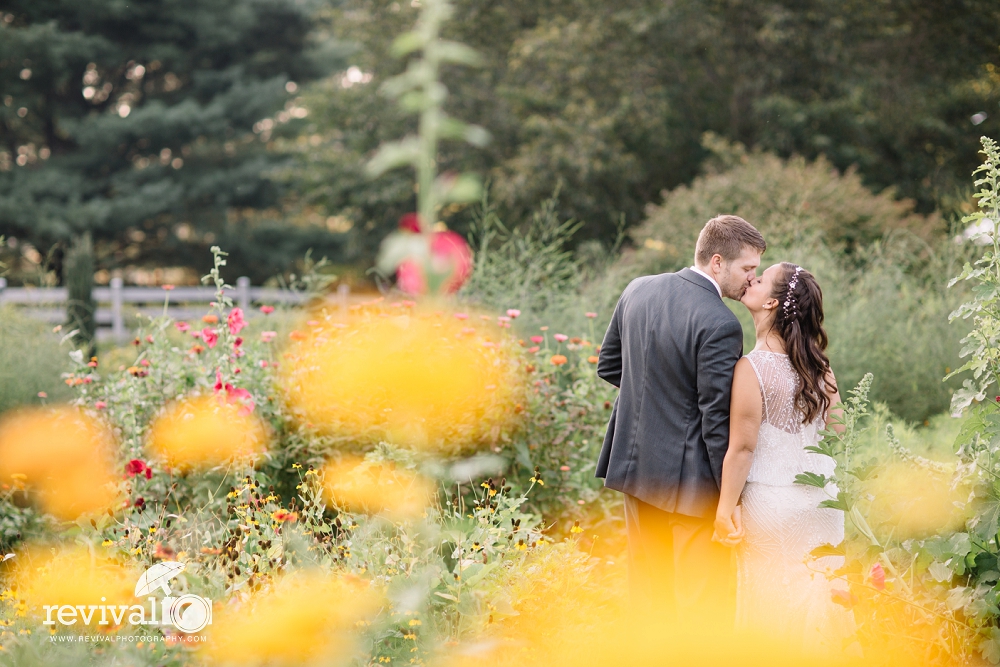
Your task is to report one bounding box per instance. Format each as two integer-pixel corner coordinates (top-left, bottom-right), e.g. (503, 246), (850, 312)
(596, 214), (766, 623)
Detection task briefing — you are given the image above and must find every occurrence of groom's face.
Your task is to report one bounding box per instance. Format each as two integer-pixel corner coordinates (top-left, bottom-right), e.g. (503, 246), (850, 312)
(718, 248), (761, 300)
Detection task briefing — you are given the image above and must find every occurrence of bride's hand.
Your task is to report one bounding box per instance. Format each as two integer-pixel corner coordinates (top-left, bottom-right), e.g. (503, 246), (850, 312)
(712, 507), (744, 547)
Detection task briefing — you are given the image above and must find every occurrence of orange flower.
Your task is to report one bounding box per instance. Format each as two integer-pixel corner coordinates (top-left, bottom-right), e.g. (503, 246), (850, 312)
(587, 356), (599, 364)
(550, 355), (568, 366)
(202, 314), (219, 324)
(271, 509), (299, 523)
(289, 330), (307, 341)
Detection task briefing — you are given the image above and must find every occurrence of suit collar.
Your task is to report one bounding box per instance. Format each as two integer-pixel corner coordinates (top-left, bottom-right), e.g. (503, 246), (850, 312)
(678, 267), (723, 299)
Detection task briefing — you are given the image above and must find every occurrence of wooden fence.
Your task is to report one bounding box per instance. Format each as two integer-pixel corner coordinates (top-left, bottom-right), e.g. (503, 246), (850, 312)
(0, 276), (352, 343)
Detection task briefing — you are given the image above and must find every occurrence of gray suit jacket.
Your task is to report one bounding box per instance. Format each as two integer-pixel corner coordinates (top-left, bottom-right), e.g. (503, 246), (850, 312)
(596, 268), (743, 518)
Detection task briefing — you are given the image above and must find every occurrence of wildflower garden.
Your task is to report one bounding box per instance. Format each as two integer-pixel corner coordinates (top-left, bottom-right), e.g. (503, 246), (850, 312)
(2, 0), (1000, 665)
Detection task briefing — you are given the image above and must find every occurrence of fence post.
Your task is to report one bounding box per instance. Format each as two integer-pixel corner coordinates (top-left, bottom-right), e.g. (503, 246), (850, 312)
(236, 276), (251, 312)
(337, 283), (350, 309)
(110, 277), (125, 343)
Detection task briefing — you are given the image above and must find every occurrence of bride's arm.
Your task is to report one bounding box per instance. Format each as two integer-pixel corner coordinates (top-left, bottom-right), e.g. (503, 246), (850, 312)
(714, 357), (762, 546)
(824, 369), (845, 435)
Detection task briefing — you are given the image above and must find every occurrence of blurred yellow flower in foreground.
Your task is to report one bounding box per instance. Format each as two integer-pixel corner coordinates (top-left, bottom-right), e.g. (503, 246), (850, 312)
(14, 545), (136, 617)
(864, 462), (966, 540)
(147, 394), (268, 470)
(202, 571), (378, 666)
(280, 308), (518, 452)
(323, 458), (433, 519)
(0, 406), (118, 519)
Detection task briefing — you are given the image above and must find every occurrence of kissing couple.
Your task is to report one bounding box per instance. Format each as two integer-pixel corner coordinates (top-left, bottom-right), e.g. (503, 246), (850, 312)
(596, 215), (856, 651)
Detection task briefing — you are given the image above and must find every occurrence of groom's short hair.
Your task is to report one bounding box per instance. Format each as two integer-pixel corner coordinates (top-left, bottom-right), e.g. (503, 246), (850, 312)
(695, 215), (766, 264)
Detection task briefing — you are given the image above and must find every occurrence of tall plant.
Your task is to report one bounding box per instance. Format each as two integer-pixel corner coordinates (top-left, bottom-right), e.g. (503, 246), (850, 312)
(64, 233), (96, 355)
(367, 0), (489, 294)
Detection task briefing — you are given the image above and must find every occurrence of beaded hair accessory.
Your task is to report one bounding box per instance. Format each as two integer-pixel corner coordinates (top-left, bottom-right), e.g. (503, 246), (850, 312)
(782, 266), (803, 318)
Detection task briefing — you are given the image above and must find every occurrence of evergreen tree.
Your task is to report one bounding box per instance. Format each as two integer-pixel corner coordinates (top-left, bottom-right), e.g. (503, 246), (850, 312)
(0, 0), (345, 283)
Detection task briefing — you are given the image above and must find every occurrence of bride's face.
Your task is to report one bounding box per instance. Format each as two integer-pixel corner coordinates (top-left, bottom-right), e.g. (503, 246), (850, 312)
(741, 263), (782, 314)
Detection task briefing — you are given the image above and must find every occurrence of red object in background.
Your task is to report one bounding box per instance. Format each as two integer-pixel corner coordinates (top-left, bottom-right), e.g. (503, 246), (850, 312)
(398, 213), (422, 233)
(396, 226), (473, 295)
(125, 459), (153, 480)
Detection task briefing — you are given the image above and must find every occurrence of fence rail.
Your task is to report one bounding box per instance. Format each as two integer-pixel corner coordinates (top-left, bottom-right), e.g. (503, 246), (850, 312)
(0, 276), (352, 343)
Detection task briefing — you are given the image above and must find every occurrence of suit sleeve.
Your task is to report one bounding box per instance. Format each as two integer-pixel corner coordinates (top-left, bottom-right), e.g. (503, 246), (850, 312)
(697, 318), (744, 488)
(597, 292), (625, 388)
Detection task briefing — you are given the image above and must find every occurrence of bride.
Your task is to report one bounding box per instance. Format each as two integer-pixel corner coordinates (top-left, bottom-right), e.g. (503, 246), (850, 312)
(713, 262), (857, 652)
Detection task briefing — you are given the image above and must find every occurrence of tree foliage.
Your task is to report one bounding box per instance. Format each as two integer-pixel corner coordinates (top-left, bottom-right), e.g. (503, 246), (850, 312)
(281, 0), (1000, 258)
(0, 0), (345, 283)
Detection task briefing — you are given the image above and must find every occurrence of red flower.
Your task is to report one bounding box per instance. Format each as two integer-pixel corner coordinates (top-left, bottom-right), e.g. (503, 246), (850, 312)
(398, 213), (423, 233)
(227, 308), (246, 335)
(870, 562), (885, 590)
(260, 305), (275, 315)
(202, 328), (218, 348)
(214, 370), (255, 415)
(125, 459), (152, 480)
(396, 230), (473, 295)
(530, 336), (544, 344)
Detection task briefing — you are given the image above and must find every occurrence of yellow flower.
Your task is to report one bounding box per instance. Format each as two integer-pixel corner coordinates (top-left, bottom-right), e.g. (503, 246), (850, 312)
(408, 619), (422, 626)
(147, 394), (269, 470)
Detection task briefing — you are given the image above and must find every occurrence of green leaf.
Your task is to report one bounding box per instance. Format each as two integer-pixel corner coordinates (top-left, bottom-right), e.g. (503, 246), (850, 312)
(810, 543), (845, 558)
(794, 472), (830, 489)
(436, 41), (483, 66)
(391, 32), (425, 57)
(366, 138), (422, 176)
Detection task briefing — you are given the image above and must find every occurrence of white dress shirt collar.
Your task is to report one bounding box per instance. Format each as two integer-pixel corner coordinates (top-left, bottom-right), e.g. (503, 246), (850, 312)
(690, 265), (723, 298)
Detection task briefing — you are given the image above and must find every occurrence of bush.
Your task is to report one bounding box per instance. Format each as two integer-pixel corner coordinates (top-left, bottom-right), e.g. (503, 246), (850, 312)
(606, 138), (971, 422)
(0, 307), (71, 413)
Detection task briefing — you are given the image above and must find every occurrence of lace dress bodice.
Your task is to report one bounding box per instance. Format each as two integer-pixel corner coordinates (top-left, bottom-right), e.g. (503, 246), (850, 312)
(744, 350), (834, 486)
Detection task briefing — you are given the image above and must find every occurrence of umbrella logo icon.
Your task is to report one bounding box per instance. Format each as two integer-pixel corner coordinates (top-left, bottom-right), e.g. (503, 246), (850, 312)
(134, 561), (213, 633)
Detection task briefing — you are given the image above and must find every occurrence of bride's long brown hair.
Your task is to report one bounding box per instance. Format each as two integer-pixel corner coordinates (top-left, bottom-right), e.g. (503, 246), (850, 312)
(769, 262), (836, 424)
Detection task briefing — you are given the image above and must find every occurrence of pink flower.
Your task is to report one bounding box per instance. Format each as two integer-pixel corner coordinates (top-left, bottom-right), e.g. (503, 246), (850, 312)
(506, 309), (521, 319)
(870, 562), (885, 590)
(162, 284), (175, 291)
(396, 230), (473, 295)
(259, 360), (269, 368)
(498, 316), (511, 323)
(461, 327), (476, 335)
(94, 400), (107, 410)
(528, 346), (540, 353)
(454, 313), (469, 320)
(261, 331), (277, 343)
(307, 320), (319, 327)
(191, 330), (202, 339)
(260, 305), (275, 315)
(202, 328), (218, 348)
(530, 336), (544, 344)
(585, 312), (597, 318)
(175, 321), (191, 333)
(214, 370), (255, 415)
(227, 308), (246, 335)
(554, 334), (568, 343)
(139, 359), (150, 367)
(560, 465), (570, 471)
(125, 459), (152, 480)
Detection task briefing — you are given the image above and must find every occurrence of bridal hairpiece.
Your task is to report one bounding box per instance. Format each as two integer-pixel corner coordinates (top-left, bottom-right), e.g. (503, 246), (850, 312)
(782, 266), (803, 318)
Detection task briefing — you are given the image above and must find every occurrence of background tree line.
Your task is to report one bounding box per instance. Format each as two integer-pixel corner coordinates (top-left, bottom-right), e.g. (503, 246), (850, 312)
(1, 0), (999, 285)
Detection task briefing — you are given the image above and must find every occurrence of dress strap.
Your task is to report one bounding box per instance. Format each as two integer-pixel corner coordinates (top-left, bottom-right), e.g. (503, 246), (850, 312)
(744, 353), (768, 423)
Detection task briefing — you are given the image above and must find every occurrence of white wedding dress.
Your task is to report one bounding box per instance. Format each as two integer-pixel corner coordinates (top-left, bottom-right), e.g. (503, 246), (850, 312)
(737, 350), (857, 653)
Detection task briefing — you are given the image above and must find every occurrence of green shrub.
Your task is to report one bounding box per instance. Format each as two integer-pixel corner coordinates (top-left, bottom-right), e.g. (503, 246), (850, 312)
(0, 307), (71, 413)
(605, 137), (971, 423)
